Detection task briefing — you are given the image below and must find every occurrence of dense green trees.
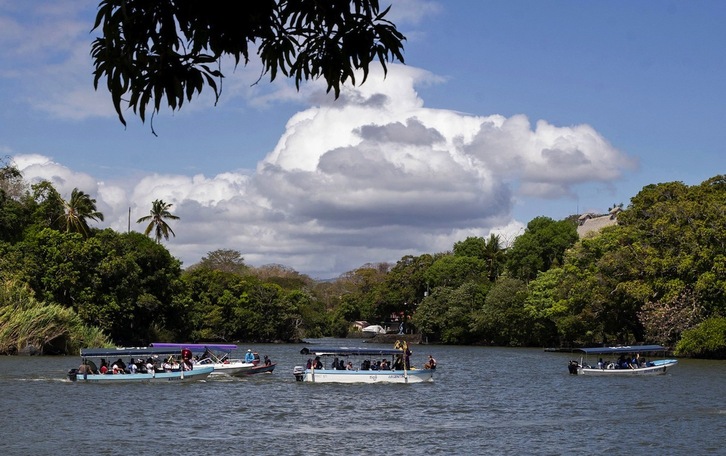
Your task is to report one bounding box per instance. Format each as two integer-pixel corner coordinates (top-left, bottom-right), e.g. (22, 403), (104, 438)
(2, 165), (726, 357)
(506, 217), (578, 281)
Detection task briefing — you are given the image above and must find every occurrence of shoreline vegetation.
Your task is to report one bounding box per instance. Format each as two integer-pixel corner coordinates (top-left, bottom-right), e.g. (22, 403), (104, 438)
(2, 160), (726, 359)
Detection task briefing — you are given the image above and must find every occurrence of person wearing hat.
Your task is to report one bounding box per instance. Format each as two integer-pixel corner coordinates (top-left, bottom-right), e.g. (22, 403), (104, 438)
(244, 349), (255, 363)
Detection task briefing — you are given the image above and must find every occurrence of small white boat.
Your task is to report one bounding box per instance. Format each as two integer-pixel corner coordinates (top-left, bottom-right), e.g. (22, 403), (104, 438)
(67, 347), (214, 383)
(361, 325), (387, 335)
(293, 342), (434, 384)
(151, 343), (276, 376)
(568, 345), (678, 376)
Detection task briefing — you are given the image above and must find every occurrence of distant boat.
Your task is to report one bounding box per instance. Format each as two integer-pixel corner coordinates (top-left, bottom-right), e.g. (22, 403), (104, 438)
(567, 345), (678, 376)
(361, 325), (387, 335)
(67, 346), (214, 383)
(293, 342), (434, 384)
(151, 343), (276, 376)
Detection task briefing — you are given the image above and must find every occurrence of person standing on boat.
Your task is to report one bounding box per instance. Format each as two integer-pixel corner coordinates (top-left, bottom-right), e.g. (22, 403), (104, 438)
(244, 349), (255, 363)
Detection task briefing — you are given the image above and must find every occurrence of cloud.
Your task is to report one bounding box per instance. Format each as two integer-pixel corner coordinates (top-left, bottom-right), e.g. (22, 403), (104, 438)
(11, 63), (633, 278)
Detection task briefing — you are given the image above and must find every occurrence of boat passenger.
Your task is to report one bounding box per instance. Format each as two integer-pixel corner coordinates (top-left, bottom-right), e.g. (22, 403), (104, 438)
(597, 358), (605, 369)
(425, 355), (437, 370)
(380, 359), (390, 370)
(313, 356), (323, 369)
(244, 349), (255, 363)
(127, 361), (138, 374)
(331, 358), (340, 369)
(617, 354), (627, 369)
(78, 361), (94, 375)
(146, 358), (156, 374)
(306, 358), (312, 369)
(346, 361), (354, 370)
(264, 355), (272, 366)
(99, 359), (108, 374)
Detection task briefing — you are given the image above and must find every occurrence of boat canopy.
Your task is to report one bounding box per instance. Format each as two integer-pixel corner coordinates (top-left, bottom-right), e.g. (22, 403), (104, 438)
(80, 347), (188, 358)
(150, 342), (238, 351)
(300, 347), (404, 357)
(576, 345), (667, 355)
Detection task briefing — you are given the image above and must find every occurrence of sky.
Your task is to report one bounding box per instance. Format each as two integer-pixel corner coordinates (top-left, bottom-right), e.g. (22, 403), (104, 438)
(1, 1), (725, 279)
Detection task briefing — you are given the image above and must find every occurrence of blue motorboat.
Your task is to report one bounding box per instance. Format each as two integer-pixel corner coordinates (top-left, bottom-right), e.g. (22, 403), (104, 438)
(67, 346), (214, 382)
(568, 345), (678, 376)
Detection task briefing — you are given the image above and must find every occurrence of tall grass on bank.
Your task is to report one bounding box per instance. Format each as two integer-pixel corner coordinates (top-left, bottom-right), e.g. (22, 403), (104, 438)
(0, 279), (111, 354)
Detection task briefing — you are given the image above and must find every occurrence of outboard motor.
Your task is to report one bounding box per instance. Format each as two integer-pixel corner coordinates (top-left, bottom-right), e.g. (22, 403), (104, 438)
(293, 366), (305, 381)
(568, 360), (580, 375)
(67, 368), (78, 382)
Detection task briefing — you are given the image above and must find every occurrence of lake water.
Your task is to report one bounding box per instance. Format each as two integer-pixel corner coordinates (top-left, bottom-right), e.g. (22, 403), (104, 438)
(1, 342), (724, 455)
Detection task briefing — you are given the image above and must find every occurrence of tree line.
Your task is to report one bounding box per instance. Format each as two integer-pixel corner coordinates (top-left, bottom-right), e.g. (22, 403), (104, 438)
(1, 158), (724, 357)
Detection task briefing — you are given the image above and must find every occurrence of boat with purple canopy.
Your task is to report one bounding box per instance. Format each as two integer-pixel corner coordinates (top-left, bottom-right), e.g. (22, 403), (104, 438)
(151, 343), (276, 376)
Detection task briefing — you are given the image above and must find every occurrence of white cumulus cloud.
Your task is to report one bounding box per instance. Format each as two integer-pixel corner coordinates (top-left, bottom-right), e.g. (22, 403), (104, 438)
(11, 64), (633, 278)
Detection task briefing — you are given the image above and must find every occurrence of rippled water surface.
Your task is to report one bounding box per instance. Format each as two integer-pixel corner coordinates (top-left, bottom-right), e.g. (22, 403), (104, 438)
(2, 343), (724, 455)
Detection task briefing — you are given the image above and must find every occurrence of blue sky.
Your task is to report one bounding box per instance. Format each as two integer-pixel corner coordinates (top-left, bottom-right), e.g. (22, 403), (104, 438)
(1, 1), (724, 278)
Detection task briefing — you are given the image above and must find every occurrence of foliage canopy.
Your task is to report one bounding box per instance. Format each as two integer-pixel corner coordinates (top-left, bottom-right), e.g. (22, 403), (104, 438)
(91, 0), (406, 129)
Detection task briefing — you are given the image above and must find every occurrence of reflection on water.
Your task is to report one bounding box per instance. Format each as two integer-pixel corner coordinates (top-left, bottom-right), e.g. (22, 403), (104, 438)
(2, 345), (725, 455)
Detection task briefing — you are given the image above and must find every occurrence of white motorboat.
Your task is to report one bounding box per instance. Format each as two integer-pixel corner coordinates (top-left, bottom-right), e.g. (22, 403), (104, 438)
(293, 342), (434, 384)
(151, 343), (276, 376)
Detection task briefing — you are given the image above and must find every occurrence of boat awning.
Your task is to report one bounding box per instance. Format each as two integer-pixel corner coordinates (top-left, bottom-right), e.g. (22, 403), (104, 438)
(150, 342), (238, 351)
(300, 347), (404, 356)
(576, 345), (667, 355)
(80, 347), (187, 358)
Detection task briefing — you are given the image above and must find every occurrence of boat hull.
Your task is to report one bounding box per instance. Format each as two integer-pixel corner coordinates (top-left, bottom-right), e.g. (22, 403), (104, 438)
(577, 359), (677, 376)
(68, 366), (214, 383)
(299, 369), (433, 384)
(232, 363), (276, 376)
(201, 361), (276, 376)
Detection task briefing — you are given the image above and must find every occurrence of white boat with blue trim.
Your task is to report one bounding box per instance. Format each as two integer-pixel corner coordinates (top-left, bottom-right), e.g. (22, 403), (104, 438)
(67, 346), (214, 383)
(568, 345), (678, 376)
(293, 342), (434, 384)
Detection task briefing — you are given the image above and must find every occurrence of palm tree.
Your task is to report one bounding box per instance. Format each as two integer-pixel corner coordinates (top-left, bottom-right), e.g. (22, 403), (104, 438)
(137, 199), (180, 243)
(60, 188), (104, 236)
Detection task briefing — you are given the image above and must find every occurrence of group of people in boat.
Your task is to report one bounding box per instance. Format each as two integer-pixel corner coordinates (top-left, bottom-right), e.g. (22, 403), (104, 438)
(305, 354), (436, 371)
(77, 354), (195, 375)
(597, 353), (650, 369)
